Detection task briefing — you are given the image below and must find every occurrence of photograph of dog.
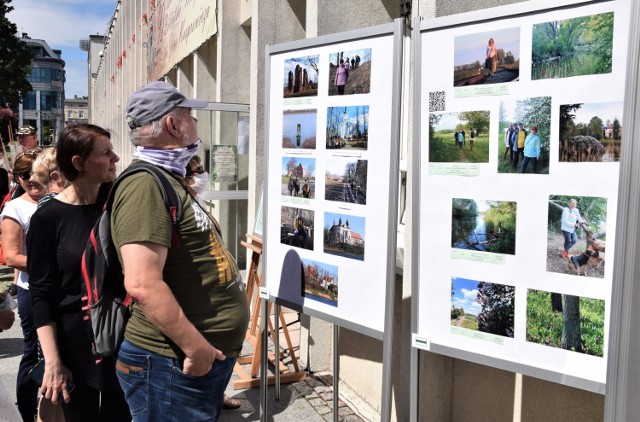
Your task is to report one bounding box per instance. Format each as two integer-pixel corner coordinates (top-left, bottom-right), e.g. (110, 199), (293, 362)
(568, 237), (605, 276)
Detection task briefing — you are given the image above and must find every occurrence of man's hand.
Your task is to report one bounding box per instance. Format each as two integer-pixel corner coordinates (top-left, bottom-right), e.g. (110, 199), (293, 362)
(183, 342), (226, 377)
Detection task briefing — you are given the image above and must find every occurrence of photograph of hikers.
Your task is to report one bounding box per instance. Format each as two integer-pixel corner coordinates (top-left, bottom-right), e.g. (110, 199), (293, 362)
(453, 27), (520, 87)
(559, 101), (623, 162)
(451, 198), (517, 255)
(497, 96), (551, 174)
(428, 111), (490, 163)
(532, 12), (613, 80)
(328, 48), (372, 96)
(281, 157), (316, 199)
(527, 289), (605, 357)
(283, 55), (319, 98)
(546, 195), (607, 279)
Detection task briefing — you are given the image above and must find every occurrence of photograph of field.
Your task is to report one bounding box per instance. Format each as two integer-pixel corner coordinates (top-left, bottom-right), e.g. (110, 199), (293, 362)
(532, 12), (614, 80)
(283, 110), (317, 149)
(559, 101), (623, 162)
(546, 195), (607, 278)
(428, 111), (490, 163)
(324, 158), (367, 205)
(451, 198), (517, 255)
(328, 48), (371, 96)
(281, 157), (316, 199)
(497, 97), (551, 174)
(323, 212), (365, 261)
(453, 27), (520, 87)
(302, 258), (338, 307)
(451, 277), (515, 338)
(280, 206), (314, 250)
(284, 55), (319, 98)
(527, 289), (605, 357)
(326, 106), (369, 150)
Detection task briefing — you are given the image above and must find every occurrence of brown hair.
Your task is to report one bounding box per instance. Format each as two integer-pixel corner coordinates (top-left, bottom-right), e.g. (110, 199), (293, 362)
(13, 148), (42, 182)
(56, 124), (111, 181)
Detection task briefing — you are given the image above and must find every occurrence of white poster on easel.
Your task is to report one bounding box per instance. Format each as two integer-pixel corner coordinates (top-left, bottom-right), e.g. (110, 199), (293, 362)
(263, 23), (401, 338)
(413, 0), (631, 392)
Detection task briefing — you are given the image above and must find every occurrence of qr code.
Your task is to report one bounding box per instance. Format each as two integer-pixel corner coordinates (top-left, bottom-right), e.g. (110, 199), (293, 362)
(429, 91), (446, 112)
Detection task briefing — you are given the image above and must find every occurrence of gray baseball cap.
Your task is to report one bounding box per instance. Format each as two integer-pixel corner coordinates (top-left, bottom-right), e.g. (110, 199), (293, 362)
(126, 81), (208, 129)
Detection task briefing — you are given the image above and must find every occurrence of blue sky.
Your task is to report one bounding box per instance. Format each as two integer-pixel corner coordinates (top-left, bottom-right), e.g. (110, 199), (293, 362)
(454, 27), (521, 67)
(8, 0), (115, 99)
(571, 101), (624, 125)
(283, 110), (317, 141)
(451, 277), (482, 316)
(281, 157), (316, 177)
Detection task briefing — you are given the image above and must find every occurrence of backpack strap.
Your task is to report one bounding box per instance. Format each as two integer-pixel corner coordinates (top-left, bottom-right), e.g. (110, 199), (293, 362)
(106, 162), (183, 248)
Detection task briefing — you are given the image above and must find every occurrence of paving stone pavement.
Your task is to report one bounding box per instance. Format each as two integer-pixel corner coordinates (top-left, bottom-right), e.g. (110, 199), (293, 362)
(0, 265), (373, 422)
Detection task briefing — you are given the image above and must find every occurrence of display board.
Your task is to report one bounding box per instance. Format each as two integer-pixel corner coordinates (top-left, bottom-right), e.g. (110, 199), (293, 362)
(413, 0), (630, 393)
(263, 22), (402, 338)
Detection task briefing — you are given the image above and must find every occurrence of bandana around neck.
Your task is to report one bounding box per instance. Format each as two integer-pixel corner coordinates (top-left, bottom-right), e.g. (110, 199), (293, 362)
(132, 139), (201, 177)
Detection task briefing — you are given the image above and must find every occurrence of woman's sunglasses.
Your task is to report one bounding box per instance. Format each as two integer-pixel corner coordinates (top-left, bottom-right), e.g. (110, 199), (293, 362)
(17, 172), (33, 181)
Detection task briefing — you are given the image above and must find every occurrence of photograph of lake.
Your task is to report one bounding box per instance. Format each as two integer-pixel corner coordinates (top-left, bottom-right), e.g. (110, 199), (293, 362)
(451, 198), (517, 255)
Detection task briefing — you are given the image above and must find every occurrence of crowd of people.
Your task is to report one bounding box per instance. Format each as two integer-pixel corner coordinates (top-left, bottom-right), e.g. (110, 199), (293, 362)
(502, 122), (541, 173)
(0, 81), (247, 421)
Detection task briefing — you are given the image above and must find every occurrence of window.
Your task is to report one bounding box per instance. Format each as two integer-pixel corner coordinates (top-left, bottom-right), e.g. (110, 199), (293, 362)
(79, 112), (84, 118)
(68, 111), (73, 118)
(23, 92), (36, 110)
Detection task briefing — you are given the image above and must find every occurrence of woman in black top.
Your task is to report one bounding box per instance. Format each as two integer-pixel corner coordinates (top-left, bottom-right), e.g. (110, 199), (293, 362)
(26, 124), (130, 420)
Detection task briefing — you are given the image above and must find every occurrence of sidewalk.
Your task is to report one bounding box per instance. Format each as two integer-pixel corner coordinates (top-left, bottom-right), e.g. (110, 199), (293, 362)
(0, 271), (371, 421)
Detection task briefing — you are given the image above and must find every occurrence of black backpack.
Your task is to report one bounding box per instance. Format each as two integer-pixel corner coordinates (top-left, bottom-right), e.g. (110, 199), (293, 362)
(81, 162), (183, 359)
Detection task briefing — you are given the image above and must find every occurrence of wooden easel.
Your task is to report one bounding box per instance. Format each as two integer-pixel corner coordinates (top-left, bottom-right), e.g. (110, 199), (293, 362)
(232, 233), (307, 389)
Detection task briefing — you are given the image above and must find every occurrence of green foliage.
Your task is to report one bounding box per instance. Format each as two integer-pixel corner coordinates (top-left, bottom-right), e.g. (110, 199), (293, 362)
(429, 132), (490, 163)
(526, 290), (604, 357)
(476, 281), (515, 337)
(0, 0), (33, 107)
(451, 307), (464, 319)
(458, 111), (490, 135)
(483, 201), (517, 254)
(461, 314), (479, 330)
(588, 116), (603, 140)
(613, 118), (621, 139)
(589, 12), (614, 74)
(547, 195), (608, 235)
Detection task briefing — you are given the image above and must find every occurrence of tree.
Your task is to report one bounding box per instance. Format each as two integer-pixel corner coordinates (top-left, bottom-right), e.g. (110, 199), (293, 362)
(504, 51), (515, 65)
(458, 111), (490, 135)
(476, 282), (515, 337)
(588, 116), (603, 140)
(561, 295), (582, 352)
(612, 117), (621, 139)
(0, 0), (33, 107)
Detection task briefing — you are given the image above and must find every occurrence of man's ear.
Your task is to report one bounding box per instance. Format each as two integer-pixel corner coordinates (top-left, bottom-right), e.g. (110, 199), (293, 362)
(165, 114), (180, 137)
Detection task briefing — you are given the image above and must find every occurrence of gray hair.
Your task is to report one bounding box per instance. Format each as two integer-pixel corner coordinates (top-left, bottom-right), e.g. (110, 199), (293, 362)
(129, 108), (184, 146)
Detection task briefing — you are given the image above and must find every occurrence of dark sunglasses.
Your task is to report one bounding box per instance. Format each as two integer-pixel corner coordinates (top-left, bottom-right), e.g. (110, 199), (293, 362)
(17, 171), (33, 181)
(186, 165), (204, 177)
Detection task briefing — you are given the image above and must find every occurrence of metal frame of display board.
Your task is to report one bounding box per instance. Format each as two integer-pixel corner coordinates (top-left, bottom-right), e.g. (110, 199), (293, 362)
(411, 0), (631, 417)
(261, 19), (405, 422)
(604, 1), (640, 419)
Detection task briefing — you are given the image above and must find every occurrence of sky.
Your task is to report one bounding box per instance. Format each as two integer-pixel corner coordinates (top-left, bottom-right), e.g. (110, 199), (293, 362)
(284, 56), (319, 85)
(281, 157), (316, 177)
(454, 27), (521, 67)
(572, 101), (624, 125)
(325, 158), (360, 177)
(324, 211), (365, 238)
(7, 0), (116, 99)
(283, 110), (317, 141)
(433, 112), (464, 131)
(451, 277), (482, 316)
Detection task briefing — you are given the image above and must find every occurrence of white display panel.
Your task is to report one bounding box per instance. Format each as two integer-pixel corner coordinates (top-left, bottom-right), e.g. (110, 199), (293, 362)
(415, 0), (630, 392)
(264, 25), (400, 338)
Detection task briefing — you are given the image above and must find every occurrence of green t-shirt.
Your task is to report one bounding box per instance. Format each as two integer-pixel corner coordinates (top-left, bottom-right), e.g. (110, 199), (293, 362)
(111, 170), (249, 358)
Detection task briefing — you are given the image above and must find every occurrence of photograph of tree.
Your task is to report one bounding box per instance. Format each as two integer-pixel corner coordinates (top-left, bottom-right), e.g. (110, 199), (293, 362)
(498, 97), (551, 174)
(323, 212), (365, 261)
(284, 55), (319, 98)
(280, 206), (314, 250)
(451, 198), (517, 255)
(328, 48), (372, 96)
(451, 277), (515, 338)
(324, 158), (367, 205)
(453, 27), (520, 87)
(326, 106), (369, 150)
(532, 12), (614, 80)
(302, 258), (338, 307)
(546, 195), (607, 278)
(559, 101), (623, 162)
(281, 157), (316, 199)
(283, 110), (317, 149)
(527, 289), (605, 357)
(428, 111), (490, 163)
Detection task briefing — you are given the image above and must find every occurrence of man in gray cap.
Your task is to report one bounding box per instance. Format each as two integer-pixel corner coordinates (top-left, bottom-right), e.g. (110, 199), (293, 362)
(14, 125), (37, 150)
(112, 81), (249, 421)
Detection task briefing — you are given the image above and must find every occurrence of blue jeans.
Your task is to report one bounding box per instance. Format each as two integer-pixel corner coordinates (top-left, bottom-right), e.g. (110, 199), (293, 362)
(520, 156), (538, 173)
(563, 230), (578, 252)
(17, 286), (39, 422)
(116, 340), (236, 422)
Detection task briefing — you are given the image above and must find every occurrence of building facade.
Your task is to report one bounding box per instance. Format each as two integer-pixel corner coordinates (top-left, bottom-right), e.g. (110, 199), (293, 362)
(64, 97), (89, 126)
(18, 34), (65, 146)
(87, 1), (640, 421)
